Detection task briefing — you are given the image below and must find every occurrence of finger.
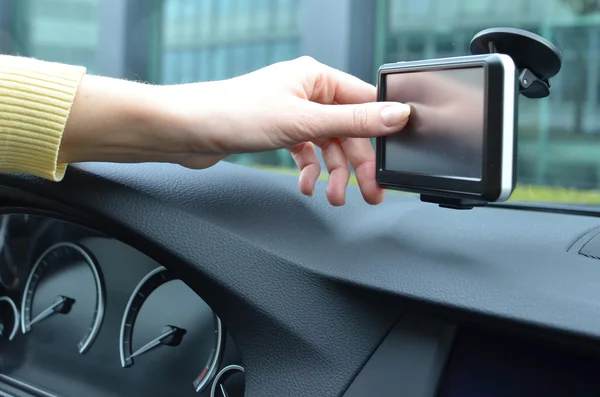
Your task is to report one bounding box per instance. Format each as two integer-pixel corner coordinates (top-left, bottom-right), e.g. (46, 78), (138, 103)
(303, 101), (411, 140)
(315, 139), (350, 206)
(288, 142), (321, 197)
(298, 57), (377, 105)
(339, 138), (385, 205)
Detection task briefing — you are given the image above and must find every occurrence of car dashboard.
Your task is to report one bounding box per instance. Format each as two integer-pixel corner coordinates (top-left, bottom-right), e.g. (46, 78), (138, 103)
(1, 162), (600, 396)
(0, 214), (242, 397)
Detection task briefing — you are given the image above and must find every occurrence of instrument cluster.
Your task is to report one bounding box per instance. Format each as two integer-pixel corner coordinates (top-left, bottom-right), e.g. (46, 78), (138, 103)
(0, 213), (243, 397)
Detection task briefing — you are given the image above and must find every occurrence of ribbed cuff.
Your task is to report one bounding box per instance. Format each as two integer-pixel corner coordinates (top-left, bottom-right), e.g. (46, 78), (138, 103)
(0, 55), (86, 181)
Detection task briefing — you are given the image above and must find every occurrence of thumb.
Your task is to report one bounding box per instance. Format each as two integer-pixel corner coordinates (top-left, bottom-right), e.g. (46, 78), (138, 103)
(310, 102), (411, 139)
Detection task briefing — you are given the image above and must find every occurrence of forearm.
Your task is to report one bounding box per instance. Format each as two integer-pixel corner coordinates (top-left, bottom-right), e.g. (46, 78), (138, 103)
(58, 75), (188, 165)
(0, 54), (212, 180)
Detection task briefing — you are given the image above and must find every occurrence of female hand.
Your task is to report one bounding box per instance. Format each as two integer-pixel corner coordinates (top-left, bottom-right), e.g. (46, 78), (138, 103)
(61, 57), (410, 206)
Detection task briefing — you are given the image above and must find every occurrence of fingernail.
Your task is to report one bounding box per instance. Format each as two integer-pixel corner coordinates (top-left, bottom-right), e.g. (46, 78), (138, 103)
(381, 104), (411, 127)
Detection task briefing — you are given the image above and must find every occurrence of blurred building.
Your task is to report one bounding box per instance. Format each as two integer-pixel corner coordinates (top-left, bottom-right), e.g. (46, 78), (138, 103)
(1, 0), (600, 188)
(161, 0), (300, 83)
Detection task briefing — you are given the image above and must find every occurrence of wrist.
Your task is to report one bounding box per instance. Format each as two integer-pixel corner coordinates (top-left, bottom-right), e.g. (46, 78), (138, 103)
(156, 81), (229, 168)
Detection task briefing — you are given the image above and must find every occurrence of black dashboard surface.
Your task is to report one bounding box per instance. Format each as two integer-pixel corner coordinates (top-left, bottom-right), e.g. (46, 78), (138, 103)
(1, 161), (600, 396)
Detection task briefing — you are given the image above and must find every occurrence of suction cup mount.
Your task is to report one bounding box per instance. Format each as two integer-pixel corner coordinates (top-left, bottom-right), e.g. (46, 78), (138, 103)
(470, 27), (563, 99)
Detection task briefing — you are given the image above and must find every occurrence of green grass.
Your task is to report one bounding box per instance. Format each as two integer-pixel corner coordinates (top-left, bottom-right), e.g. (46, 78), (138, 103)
(250, 165), (600, 205)
(510, 184), (600, 204)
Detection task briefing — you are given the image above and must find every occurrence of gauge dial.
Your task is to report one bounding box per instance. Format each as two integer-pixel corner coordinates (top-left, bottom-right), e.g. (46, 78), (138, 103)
(119, 266), (223, 393)
(210, 365), (245, 397)
(20, 242), (105, 354)
(0, 296), (19, 341)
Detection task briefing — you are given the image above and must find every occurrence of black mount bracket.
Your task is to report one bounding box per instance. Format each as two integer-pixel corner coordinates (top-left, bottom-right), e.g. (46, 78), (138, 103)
(470, 27), (563, 99)
(420, 195), (488, 210)
(420, 27), (563, 210)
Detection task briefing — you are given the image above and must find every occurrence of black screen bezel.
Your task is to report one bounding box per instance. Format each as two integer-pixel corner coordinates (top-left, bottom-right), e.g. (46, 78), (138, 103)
(376, 55), (508, 201)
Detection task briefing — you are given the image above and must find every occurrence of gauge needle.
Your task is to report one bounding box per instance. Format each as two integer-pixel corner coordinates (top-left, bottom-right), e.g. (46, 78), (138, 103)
(29, 295), (75, 327)
(129, 325), (186, 360)
(220, 384), (229, 397)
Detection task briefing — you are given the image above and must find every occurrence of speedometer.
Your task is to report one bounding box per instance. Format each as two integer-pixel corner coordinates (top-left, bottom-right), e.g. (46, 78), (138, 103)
(119, 266), (223, 393)
(20, 242), (105, 354)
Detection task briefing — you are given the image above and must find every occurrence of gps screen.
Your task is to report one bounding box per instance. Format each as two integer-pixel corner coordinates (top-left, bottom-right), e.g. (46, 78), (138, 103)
(383, 66), (485, 180)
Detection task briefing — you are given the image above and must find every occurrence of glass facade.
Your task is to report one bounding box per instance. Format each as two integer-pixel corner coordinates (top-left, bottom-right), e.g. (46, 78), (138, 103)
(1, 0), (600, 197)
(25, 0), (100, 73)
(161, 0), (301, 84)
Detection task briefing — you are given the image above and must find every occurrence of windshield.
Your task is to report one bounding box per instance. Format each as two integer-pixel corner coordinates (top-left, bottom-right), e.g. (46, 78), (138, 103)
(0, 0), (596, 205)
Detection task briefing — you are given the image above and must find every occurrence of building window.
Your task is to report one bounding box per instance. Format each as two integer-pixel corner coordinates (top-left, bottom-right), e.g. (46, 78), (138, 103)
(271, 40), (300, 63)
(197, 49), (211, 82)
(165, 0), (180, 19)
(435, 35), (458, 57)
(179, 50), (196, 82)
(161, 0), (301, 83)
(212, 47), (228, 81)
(405, 34), (426, 61)
(248, 42), (269, 71)
(217, 0), (232, 15)
(162, 50), (181, 84)
(461, 0), (488, 15)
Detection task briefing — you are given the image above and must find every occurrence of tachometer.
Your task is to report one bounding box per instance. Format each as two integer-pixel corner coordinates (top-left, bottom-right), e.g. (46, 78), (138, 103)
(20, 242), (105, 354)
(119, 266), (223, 393)
(210, 365), (245, 397)
(0, 296), (19, 341)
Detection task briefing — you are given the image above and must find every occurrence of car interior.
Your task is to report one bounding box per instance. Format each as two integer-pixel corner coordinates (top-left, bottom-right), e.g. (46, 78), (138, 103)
(2, 1), (600, 397)
(2, 161), (600, 397)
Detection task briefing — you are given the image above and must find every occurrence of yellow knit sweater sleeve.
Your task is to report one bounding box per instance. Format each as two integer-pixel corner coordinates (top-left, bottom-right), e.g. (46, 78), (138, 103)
(0, 55), (86, 181)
